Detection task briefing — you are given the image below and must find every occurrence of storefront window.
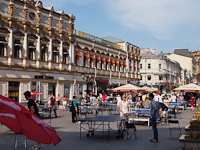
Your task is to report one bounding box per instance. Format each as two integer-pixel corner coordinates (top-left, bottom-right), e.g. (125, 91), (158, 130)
(31, 82), (36, 92)
(8, 81), (19, 102)
(48, 83), (56, 96)
(64, 84), (70, 100)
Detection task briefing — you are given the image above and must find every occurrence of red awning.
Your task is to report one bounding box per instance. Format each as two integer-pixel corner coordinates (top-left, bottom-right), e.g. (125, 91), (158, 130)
(96, 57), (101, 62)
(134, 66), (136, 69)
(84, 54), (90, 59)
(106, 59), (110, 63)
(91, 56), (96, 60)
(124, 63), (127, 66)
(120, 62), (123, 66)
(111, 60), (115, 64)
(102, 58), (106, 62)
(138, 67), (140, 69)
(147, 75), (151, 78)
(130, 65), (132, 68)
(116, 61), (119, 66)
(76, 52), (81, 57)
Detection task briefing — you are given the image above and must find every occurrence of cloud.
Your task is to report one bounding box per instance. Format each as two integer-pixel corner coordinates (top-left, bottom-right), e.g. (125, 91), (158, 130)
(105, 0), (200, 40)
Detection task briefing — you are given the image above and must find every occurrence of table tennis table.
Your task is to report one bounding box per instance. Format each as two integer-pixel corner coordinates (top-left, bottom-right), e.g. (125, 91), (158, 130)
(100, 104), (118, 114)
(130, 108), (151, 126)
(168, 101), (187, 110)
(79, 106), (100, 116)
(78, 115), (125, 141)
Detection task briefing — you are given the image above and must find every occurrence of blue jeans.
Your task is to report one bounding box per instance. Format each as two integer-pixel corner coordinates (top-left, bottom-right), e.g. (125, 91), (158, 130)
(151, 117), (158, 140)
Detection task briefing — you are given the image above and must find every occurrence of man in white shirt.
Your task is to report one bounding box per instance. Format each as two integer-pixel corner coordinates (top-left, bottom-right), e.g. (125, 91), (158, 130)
(171, 94), (177, 102)
(159, 95), (163, 103)
(117, 95), (122, 107)
(154, 94), (159, 102)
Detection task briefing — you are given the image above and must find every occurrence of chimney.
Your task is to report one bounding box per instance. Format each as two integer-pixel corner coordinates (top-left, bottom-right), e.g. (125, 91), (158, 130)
(146, 48), (150, 53)
(141, 48), (144, 53)
(152, 49), (156, 54)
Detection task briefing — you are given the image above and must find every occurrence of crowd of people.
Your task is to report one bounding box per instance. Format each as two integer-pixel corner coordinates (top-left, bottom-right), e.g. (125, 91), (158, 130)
(21, 89), (200, 146)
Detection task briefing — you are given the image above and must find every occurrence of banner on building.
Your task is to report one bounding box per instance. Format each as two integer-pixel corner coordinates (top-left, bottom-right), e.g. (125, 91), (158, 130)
(36, 81), (40, 101)
(78, 31), (121, 49)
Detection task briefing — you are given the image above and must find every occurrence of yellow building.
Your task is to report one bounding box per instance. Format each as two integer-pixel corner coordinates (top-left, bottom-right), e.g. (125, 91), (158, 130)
(0, 0), (141, 103)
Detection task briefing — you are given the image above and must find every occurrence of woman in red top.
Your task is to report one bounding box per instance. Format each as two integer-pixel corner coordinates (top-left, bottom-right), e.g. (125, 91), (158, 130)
(191, 96), (195, 111)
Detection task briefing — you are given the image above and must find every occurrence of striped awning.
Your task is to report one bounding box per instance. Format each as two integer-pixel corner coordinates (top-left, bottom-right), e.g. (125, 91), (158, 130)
(91, 56), (96, 60)
(84, 54), (90, 59)
(76, 52), (81, 57)
(96, 57), (101, 62)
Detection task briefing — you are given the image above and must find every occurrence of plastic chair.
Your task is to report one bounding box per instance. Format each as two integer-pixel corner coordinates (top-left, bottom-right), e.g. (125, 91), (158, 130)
(168, 119), (182, 139)
(124, 117), (137, 140)
(14, 133), (27, 149)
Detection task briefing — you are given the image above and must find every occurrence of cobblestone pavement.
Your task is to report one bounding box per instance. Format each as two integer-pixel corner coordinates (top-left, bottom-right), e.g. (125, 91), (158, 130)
(0, 106), (197, 150)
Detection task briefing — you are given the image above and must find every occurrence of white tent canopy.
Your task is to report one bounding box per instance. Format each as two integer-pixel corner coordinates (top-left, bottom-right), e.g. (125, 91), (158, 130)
(111, 84), (142, 92)
(173, 83), (200, 93)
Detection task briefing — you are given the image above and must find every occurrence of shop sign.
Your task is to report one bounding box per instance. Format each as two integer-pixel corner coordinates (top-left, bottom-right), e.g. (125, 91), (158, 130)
(78, 31), (121, 49)
(100, 78), (109, 83)
(34, 75), (54, 80)
(9, 92), (18, 97)
(160, 82), (167, 85)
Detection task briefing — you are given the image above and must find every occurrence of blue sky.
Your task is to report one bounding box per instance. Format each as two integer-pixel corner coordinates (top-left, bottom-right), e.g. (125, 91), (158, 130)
(42, 0), (200, 53)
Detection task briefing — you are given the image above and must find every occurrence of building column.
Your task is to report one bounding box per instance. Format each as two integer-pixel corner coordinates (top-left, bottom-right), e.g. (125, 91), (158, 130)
(68, 42), (74, 71)
(8, 28), (13, 66)
(48, 38), (52, 69)
(138, 61), (140, 74)
(126, 58), (129, 78)
(36, 35), (41, 69)
(22, 32), (28, 67)
(135, 61), (138, 79)
(59, 40), (63, 71)
(131, 59), (134, 78)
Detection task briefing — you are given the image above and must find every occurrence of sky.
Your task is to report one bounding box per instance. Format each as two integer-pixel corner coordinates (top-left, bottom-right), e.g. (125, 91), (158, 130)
(42, 0), (200, 53)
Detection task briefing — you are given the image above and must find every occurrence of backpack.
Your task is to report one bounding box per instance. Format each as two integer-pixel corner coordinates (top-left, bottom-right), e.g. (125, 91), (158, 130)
(70, 100), (79, 113)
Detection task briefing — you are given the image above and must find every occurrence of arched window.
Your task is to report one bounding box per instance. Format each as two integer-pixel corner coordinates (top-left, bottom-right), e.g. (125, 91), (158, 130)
(0, 43), (4, 56)
(41, 45), (48, 61)
(53, 47), (59, 63)
(90, 57), (93, 68)
(14, 40), (22, 58)
(63, 49), (69, 64)
(0, 37), (7, 56)
(83, 55), (87, 67)
(28, 42), (36, 60)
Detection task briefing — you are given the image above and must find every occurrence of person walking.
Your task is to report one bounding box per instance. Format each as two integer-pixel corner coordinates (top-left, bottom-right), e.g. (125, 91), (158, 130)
(70, 96), (78, 123)
(149, 93), (159, 143)
(23, 91), (42, 150)
(49, 94), (57, 118)
(56, 94), (61, 108)
(191, 95), (195, 111)
(62, 95), (67, 111)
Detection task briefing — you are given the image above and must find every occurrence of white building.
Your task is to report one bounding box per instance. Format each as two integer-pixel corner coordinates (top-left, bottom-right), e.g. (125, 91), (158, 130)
(165, 49), (196, 83)
(140, 49), (181, 93)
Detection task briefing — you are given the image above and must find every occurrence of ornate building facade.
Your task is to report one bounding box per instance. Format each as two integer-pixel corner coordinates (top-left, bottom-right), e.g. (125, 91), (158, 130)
(0, 0), (141, 103)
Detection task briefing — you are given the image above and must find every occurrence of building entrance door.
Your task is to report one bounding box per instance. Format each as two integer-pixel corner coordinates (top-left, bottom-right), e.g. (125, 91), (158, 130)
(9, 81), (19, 102)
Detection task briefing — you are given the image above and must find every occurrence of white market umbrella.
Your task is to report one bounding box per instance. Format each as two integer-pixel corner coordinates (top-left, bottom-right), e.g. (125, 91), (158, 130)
(141, 86), (155, 93)
(173, 83), (200, 93)
(111, 84), (142, 93)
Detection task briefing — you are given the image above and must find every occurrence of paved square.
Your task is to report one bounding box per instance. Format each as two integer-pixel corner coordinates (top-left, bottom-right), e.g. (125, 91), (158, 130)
(0, 107), (197, 150)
